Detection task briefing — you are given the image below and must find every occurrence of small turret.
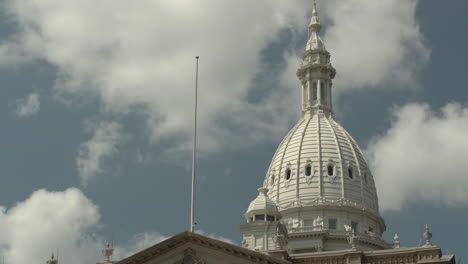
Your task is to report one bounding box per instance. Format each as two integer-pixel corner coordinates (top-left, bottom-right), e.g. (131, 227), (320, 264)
(245, 187), (281, 223)
(240, 188), (285, 252)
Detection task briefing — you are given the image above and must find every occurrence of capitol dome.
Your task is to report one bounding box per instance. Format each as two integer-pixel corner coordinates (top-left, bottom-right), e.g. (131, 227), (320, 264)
(264, 112), (379, 214)
(241, 1), (389, 253)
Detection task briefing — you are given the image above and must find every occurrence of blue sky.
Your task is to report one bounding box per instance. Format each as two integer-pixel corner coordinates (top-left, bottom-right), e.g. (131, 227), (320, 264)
(0, 0), (467, 263)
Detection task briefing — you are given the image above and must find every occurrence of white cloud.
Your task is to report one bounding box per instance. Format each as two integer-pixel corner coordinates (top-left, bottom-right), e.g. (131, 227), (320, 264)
(15, 92), (40, 117)
(320, 0), (430, 91)
(77, 121), (122, 185)
(0, 188), (102, 264)
(114, 232), (168, 260)
(0, 0), (430, 155)
(0, 188), (174, 264)
(366, 103), (468, 211)
(195, 230), (236, 245)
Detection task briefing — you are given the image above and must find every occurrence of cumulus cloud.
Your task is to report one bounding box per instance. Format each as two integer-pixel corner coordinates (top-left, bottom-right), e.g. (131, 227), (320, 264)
(0, 0), (430, 155)
(366, 103), (468, 211)
(0, 188), (102, 264)
(77, 121), (122, 185)
(15, 92), (40, 117)
(320, 0), (430, 91)
(0, 188), (175, 264)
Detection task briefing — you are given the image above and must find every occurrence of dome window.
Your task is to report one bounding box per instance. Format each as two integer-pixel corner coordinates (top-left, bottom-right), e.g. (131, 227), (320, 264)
(312, 82), (318, 100)
(327, 165), (334, 176)
(270, 173), (275, 186)
(285, 168), (291, 180)
(364, 173), (368, 183)
(305, 164), (312, 177)
(348, 167), (353, 179)
(320, 81), (325, 101)
(255, 215), (265, 221)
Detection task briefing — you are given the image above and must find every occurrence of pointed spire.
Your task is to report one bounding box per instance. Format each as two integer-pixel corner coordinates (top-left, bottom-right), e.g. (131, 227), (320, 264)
(297, 0), (335, 116)
(309, 0), (321, 32)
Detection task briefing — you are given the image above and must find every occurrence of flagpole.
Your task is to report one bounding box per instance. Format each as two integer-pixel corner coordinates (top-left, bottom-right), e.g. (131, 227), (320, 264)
(190, 56), (199, 232)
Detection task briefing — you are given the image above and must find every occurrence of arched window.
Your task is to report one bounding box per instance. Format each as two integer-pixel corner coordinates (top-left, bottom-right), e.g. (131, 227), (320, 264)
(312, 82), (318, 100)
(320, 81), (325, 101)
(285, 168), (291, 180)
(305, 164), (312, 177)
(270, 173), (275, 186)
(327, 165), (334, 176)
(364, 173), (368, 183)
(348, 167), (353, 179)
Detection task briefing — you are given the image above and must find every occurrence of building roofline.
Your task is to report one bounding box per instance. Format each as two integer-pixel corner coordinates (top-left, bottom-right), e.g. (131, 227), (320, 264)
(116, 231), (291, 264)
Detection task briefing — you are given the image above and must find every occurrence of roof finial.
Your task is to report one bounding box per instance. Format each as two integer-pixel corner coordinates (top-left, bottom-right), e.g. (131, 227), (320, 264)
(394, 233), (401, 248)
(102, 241), (114, 261)
(423, 224), (433, 246)
(47, 253), (58, 264)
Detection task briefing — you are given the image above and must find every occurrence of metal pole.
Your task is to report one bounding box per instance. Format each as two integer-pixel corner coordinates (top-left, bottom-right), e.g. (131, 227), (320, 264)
(190, 56), (199, 232)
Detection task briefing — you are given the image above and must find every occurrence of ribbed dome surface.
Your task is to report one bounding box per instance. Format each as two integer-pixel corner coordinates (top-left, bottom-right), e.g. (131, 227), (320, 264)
(246, 187), (280, 217)
(263, 111), (379, 213)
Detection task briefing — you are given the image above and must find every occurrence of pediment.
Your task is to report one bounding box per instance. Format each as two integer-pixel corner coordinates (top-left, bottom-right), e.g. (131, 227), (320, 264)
(116, 231), (290, 264)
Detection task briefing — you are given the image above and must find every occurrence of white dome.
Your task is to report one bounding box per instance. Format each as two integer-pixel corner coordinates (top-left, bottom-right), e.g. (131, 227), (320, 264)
(245, 187), (280, 218)
(264, 111), (380, 214)
(242, 2), (390, 252)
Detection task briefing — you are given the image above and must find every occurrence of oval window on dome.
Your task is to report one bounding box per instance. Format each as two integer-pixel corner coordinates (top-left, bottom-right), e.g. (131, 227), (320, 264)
(285, 168), (291, 180)
(327, 165), (334, 176)
(270, 173), (275, 186)
(364, 172), (368, 183)
(348, 167), (353, 179)
(305, 164), (312, 177)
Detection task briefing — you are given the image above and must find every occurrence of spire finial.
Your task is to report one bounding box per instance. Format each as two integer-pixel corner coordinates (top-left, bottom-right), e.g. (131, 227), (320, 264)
(310, 0), (320, 30)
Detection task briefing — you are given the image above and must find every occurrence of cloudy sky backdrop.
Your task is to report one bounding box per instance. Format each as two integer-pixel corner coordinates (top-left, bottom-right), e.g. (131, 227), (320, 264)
(0, 0), (467, 263)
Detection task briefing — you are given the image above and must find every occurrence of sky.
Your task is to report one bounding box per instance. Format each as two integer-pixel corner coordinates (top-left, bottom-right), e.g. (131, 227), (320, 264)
(0, 0), (467, 263)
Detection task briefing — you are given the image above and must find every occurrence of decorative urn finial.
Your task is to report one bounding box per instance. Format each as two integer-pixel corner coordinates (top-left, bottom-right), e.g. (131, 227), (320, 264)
(394, 233), (401, 248)
(423, 224), (433, 246)
(102, 241), (114, 261)
(345, 227), (358, 250)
